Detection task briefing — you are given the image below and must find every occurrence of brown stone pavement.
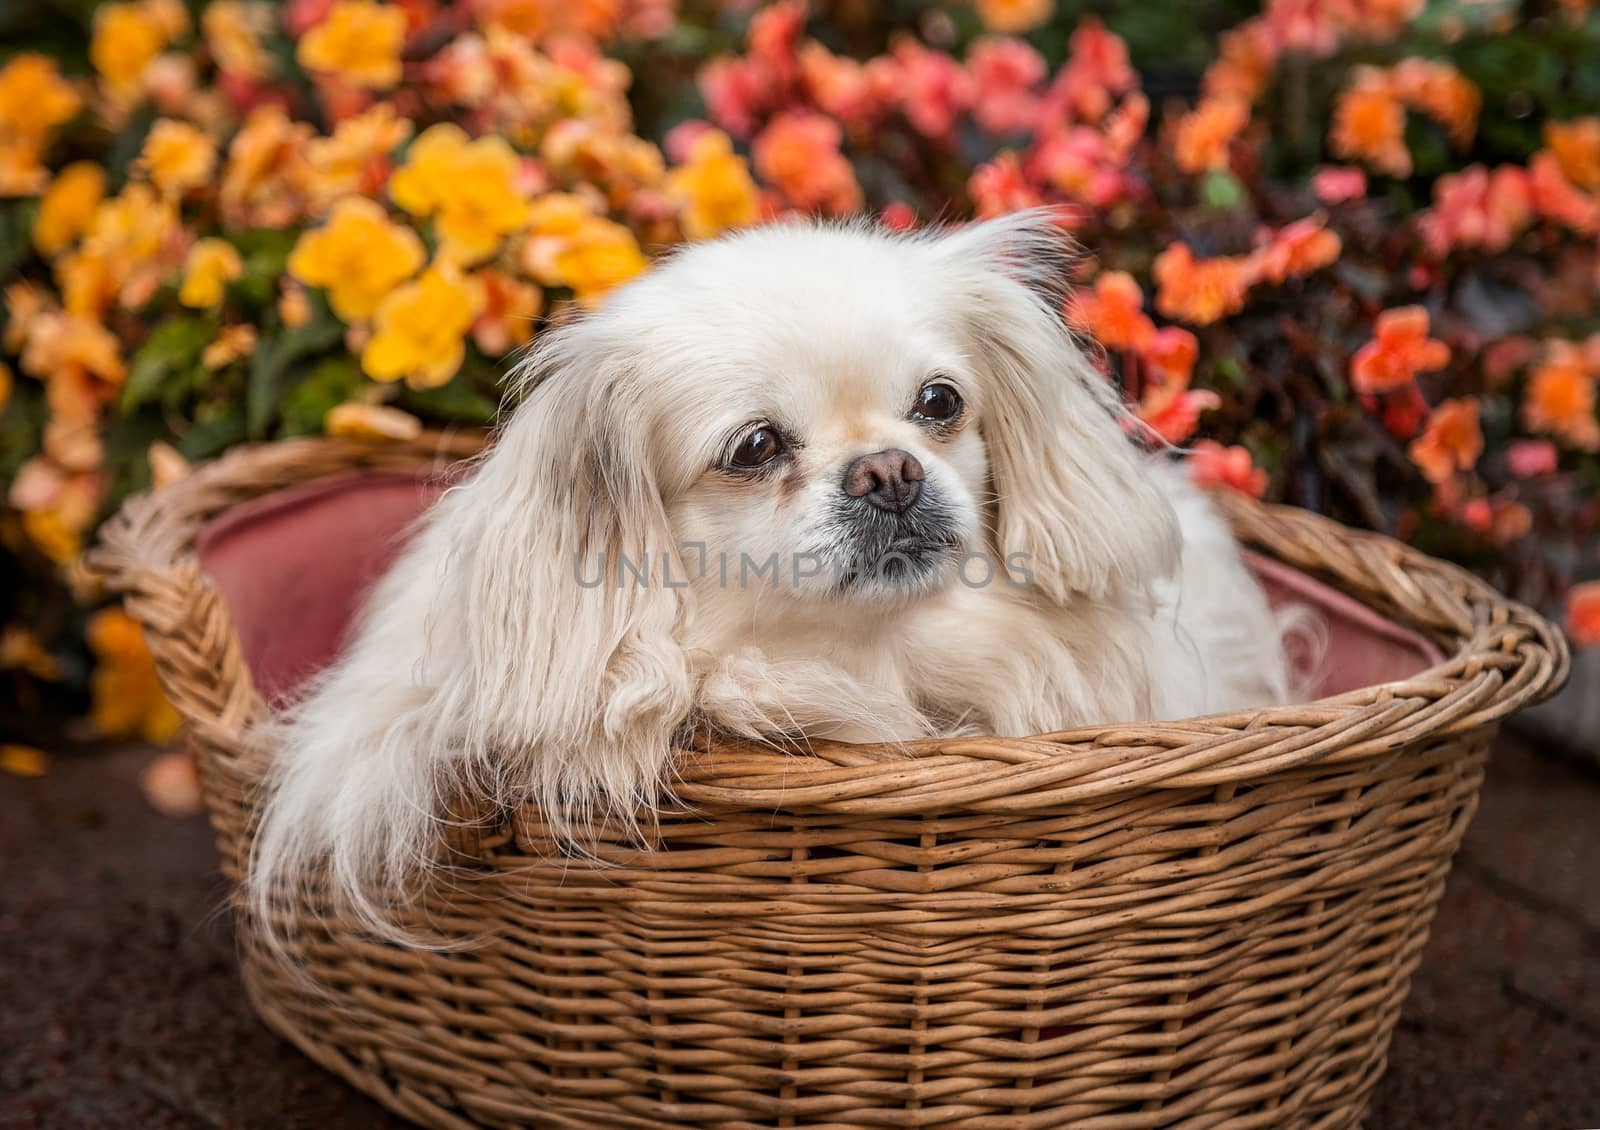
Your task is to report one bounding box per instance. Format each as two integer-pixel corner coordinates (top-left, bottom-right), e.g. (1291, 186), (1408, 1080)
(1, 731), (1596, 1130)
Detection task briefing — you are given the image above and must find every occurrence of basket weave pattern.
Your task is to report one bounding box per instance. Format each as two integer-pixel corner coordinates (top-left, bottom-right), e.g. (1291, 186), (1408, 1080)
(94, 435), (1568, 1130)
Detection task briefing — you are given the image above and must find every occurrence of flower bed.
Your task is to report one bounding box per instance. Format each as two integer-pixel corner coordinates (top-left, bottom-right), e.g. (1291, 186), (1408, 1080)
(1, 0), (1597, 737)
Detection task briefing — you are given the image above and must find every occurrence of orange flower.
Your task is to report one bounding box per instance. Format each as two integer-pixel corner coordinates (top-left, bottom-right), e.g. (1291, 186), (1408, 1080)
(1152, 243), (1255, 326)
(1256, 214), (1342, 283)
(1529, 151), (1600, 234)
(1067, 271), (1154, 351)
(975, 0), (1054, 34)
(86, 606), (182, 743)
(1545, 117), (1600, 193)
(1408, 397), (1482, 483)
(1391, 58), (1479, 148)
(1174, 96), (1249, 175)
(1203, 23), (1276, 104)
(33, 163), (106, 257)
(1330, 73), (1410, 177)
(1188, 440), (1268, 498)
(472, 268), (542, 355)
(1350, 306), (1449, 394)
(752, 110), (862, 215)
(219, 106), (316, 230)
(1568, 581), (1600, 647)
(1522, 344), (1600, 451)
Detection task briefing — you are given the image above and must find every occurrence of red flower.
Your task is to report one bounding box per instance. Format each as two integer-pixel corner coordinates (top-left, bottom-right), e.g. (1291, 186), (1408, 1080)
(1350, 306), (1449, 394)
(1568, 582), (1600, 647)
(1188, 441), (1268, 498)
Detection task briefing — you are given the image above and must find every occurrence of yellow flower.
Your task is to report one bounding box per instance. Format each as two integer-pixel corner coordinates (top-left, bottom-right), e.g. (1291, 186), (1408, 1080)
(219, 105), (316, 230)
(297, 0), (408, 90)
(390, 124), (530, 261)
(137, 119), (217, 197)
(553, 218), (649, 305)
(361, 264), (484, 388)
(33, 163), (106, 257)
(0, 54), (82, 143)
(86, 606), (183, 744)
(664, 129), (760, 241)
(287, 196), (425, 322)
(201, 323), (257, 368)
(326, 401), (424, 440)
(306, 102), (413, 207)
(0, 55), (81, 195)
(90, 2), (169, 98)
(203, 1), (274, 80)
(179, 238), (244, 308)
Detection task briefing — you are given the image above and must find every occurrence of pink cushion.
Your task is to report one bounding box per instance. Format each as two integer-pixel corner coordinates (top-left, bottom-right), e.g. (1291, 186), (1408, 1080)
(195, 474), (1443, 707)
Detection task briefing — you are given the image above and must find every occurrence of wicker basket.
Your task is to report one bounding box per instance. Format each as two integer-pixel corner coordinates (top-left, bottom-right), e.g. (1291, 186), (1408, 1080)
(94, 434), (1568, 1130)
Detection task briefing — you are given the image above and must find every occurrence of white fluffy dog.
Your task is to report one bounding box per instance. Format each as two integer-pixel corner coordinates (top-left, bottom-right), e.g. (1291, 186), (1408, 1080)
(251, 210), (1290, 930)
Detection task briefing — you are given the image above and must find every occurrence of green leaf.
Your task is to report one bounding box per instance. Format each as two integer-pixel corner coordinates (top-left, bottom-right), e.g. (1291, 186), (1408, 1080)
(246, 312), (344, 438)
(176, 411), (249, 461)
(397, 376), (500, 425)
(0, 198), (38, 280)
(1200, 170), (1246, 211)
(279, 356), (365, 437)
(121, 315), (217, 411)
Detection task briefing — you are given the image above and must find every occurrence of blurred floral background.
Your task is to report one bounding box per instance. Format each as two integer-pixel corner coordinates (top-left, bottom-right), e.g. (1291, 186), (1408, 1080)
(2, 0), (1598, 791)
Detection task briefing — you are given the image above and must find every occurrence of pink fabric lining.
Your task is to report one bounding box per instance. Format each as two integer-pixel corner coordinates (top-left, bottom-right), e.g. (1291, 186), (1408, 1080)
(195, 473), (1443, 707)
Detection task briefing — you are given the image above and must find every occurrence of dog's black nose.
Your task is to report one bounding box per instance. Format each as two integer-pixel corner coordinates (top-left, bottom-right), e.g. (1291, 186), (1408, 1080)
(843, 449), (925, 513)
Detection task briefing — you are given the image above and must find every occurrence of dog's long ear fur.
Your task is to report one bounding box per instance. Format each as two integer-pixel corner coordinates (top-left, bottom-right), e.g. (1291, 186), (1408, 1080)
(932, 210), (1180, 605)
(250, 319), (692, 941)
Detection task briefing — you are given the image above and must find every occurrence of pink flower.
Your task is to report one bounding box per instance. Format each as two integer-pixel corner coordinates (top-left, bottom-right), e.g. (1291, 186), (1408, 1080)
(664, 119), (715, 164)
(1419, 165), (1533, 256)
(1027, 126), (1127, 208)
(888, 36), (973, 140)
(1188, 440), (1269, 498)
(969, 152), (1044, 218)
(881, 201), (917, 231)
(699, 55), (773, 138)
(1505, 439), (1558, 478)
(968, 37), (1045, 136)
(1312, 165), (1367, 204)
(1046, 17), (1135, 123)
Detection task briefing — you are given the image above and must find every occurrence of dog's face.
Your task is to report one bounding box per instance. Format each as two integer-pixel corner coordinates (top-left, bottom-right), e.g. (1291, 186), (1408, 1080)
(663, 306), (991, 603)
(498, 212), (1182, 641)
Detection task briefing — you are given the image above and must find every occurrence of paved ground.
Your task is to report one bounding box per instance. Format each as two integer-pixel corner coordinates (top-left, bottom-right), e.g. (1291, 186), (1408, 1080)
(1, 731), (1595, 1130)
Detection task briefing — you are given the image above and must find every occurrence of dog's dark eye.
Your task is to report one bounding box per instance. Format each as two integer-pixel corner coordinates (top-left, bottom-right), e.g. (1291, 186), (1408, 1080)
(913, 382), (963, 424)
(728, 426), (785, 470)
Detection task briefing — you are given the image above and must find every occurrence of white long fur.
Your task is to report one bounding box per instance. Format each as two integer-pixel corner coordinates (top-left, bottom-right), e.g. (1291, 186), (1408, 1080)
(250, 211), (1291, 940)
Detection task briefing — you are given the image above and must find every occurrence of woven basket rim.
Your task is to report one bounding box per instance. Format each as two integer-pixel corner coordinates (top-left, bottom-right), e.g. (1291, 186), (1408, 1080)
(91, 432), (1570, 820)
